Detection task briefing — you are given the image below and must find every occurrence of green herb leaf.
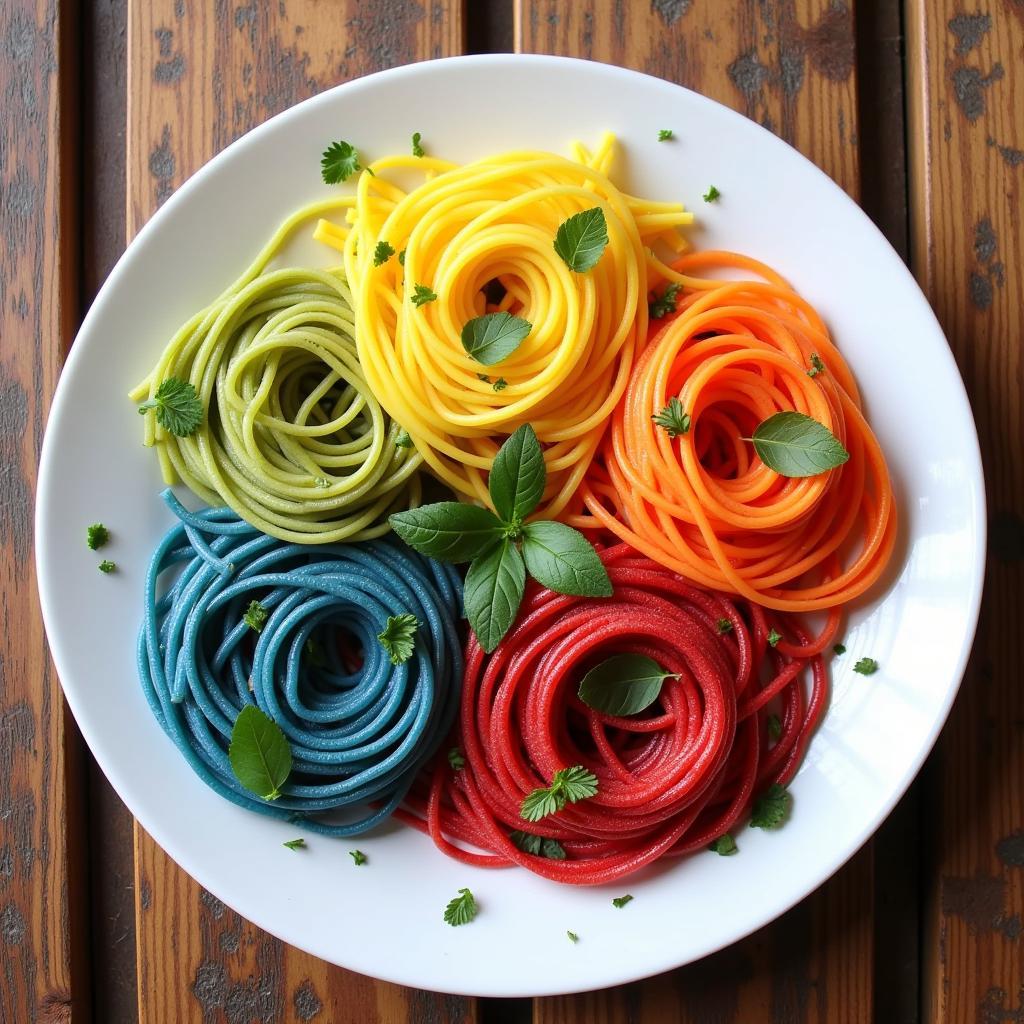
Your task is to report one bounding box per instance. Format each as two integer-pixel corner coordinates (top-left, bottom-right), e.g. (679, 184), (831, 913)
(717, 617), (733, 634)
(767, 714), (782, 741)
(244, 600), (269, 633)
(521, 521), (612, 598)
(321, 140), (361, 184)
(137, 378), (203, 437)
(703, 185), (721, 202)
(649, 283), (681, 319)
(411, 131), (425, 157)
(567, 930), (579, 943)
(398, 249), (406, 266)
(612, 894), (633, 909)
(98, 559), (116, 574)
(493, 377), (508, 392)
(228, 705), (292, 801)
(395, 429), (413, 448)
(389, 502), (505, 563)
(377, 613), (419, 665)
(808, 353), (826, 377)
(349, 849), (367, 866)
(750, 783), (790, 829)
(833, 643), (846, 655)
(651, 396), (691, 437)
(553, 207), (609, 273)
(509, 830), (567, 860)
(476, 373), (490, 383)
(577, 653), (676, 717)
(464, 539), (526, 653)
(374, 240), (395, 266)
(283, 838), (306, 851)
(767, 628), (782, 648)
(87, 523), (109, 550)
(443, 888), (477, 926)
(448, 747), (466, 771)
(411, 283), (437, 306)
(460, 311), (532, 366)
(854, 657), (878, 675)
(520, 766), (599, 823)
(708, 834), (737, 856)
(749, 412), (849, 478)
(488, 424), (546, 523)
(314, 476), (330, 489)
(657, 128), (674, 141)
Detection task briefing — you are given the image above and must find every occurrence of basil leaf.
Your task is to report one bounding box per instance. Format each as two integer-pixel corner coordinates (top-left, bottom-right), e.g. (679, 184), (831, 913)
(553, 207), (609, 273)
(461, 312), (532, 366)
(464, 539), (526, 653)
(577, 654), (677, 716)
(521, 521), (612, 597)
(389, 502), (504, 562)
(750, 412), (849, 478)
(489, 424), (546, 523)
(228, 705), (292, 801)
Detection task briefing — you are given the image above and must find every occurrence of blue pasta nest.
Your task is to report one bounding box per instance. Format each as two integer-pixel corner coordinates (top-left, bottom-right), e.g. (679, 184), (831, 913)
(138, 489), (463, 835)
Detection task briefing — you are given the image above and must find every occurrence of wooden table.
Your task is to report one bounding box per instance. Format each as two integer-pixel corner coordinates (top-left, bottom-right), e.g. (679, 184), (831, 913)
(2, 1), (1021, 1020)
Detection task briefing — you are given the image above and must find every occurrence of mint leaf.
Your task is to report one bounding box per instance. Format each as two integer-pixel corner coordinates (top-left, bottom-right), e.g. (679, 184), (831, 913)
(703, 185), (721, 202)
(657, 128), (674, 141)
(652, 397), (690, 437)
(464, 539), (526, 653)
(767, 628), (782, 647)
(749, 412), (849, 478)
(854, 657), (879, 675)
(709, 834), (737, 856)
(98, 559), (116, 574)
(567, 930), (579, 943)
(750, 783), (790, 829)
(649, 283), (680, 320)
(244, 600), (268, 633)
(443, 888), (477, 926)
(520, 765), (598, 822)
(349, 849), (367, 866)
(137, 378), (203, 437)
(411, 131), (425, 157)
(489, 424), (546, 523)
(509, 830), (566, 860)
(321, 140), (361, 184)
(521, 521), (612, 597)
(833, 643), (847, 655)
(377, 613), (419, 665)
(283, 838), (306, 851)
(461, 311), (532, 366)
(577, 654), (676, 717)
(612, 894), (633, 908)
(448, 747), (465, 770)
(411, 284), (437, 307)
(228, 705), (292, 801)
(389, 502), (505, 563)
(553, 207), (609, 272)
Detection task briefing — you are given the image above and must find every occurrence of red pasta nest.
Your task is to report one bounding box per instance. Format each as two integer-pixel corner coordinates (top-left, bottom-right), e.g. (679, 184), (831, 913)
(398, 544), (833, 885)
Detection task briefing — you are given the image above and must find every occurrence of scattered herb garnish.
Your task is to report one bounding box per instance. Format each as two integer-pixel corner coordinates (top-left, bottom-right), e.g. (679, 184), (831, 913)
(374, 240), (395, 266)
(411, 283), (437, 306)
(747, 411), (849, 478)
(377, 613), (419, 665)
(750, 783), (790, 829)
(553, 207), (609, 273)
(87, 523), (109, 550)
(716, 617), (733, 635)
(476, 373), (491, 383)
(767, 628), (782, 648)
(461, 311), (532, 366)
(808, 353), (826, 377)
(244, 600), (269, 633)
(398, 249), (406, 266)
(137, 378), (203, 437)
(411, 131), (425, 157)
(283, 838), (306, 851)
(854, 657), (879, 675)
(703, 185), (721, 202)
(612, 895), (634, 909)
(709, 834), (738, 856)
(314, 476), (330, 489)
(833, 643), (847, 656)
(390, 425), (611, 651)
(443, 888), (478, 926)
(321, 140), (361, 184)
(448, 747), (466, 771)
(395, 429), (413, 448)
(520, 765), (599, 823)
(652, 397), (691, 438)
(349, 849), (367, 866)
(649, 282), (680, 319)
(98, 559), (116, 574)
(509, 830), (567, 860)
(577, 653), (677, 717)
(567, 930), (579, 943)
(493, 377), (508, 392)
(228, 705), (292, 801)
(767, 714), (782, 741)
(657, 128), (674, 141)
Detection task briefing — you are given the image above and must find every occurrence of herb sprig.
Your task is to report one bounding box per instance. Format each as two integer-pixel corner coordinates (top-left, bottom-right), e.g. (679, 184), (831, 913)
(137, 378), (203, 437)
(443, 888), (478, 926)
(520, 766), (599, 823)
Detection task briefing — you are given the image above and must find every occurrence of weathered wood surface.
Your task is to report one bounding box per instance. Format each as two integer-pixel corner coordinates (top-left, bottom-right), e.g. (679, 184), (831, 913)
(0, 1), (89, 1022)
(905, 4), (1024, 1024)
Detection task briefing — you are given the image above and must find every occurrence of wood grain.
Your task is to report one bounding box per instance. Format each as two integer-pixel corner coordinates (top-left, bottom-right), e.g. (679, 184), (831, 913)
(517, 2), (874, 1021)
(906, 4), (1024, 1023)
(126, 3), (472, 1021)
(0, 0), (90, 1022)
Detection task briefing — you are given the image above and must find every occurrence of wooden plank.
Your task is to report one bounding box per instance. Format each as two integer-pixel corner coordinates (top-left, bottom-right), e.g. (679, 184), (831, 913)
(516, 3), (875, 1021)
(126, 3), (473, 1021)
(0, 0), (90, 1022)
(905, 5), (1024, 1023)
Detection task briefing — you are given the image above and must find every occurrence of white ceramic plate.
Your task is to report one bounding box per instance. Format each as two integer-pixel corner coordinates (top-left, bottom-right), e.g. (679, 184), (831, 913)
(36, 55), (985, 996)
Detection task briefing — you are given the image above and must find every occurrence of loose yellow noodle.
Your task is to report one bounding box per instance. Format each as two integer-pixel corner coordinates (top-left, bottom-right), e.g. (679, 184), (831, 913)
(315, 135), (693, 518)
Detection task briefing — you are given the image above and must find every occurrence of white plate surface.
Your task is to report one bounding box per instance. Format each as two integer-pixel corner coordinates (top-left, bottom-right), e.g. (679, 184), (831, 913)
(36, 55), (985, 996)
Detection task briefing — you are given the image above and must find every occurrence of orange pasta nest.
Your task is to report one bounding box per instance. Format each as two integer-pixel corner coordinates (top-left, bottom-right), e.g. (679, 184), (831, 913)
(571, 251), (897, 612)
